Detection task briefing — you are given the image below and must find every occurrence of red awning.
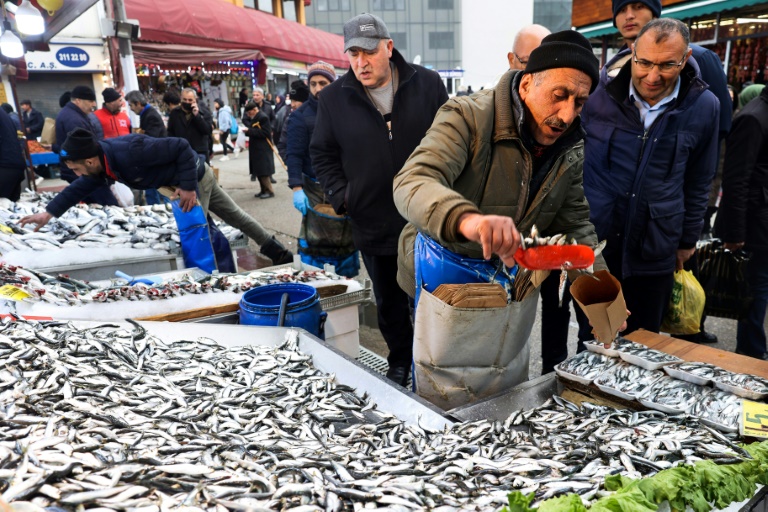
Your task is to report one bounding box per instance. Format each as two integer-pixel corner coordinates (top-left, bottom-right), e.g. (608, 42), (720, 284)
(125, 0), (347, 69)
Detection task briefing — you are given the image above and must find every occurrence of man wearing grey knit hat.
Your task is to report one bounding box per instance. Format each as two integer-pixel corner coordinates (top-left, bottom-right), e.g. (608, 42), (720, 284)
(392, 30), (612, 405)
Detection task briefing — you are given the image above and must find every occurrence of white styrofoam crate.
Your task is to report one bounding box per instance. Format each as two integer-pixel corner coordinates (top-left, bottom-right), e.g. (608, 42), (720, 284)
(326, 329), (360, 358)
(325, 304), (359, 338)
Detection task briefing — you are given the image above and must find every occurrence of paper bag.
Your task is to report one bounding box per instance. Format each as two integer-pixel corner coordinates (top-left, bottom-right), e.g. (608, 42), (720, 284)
(570, 270), (627, 343)
(40, 118), (55, 145)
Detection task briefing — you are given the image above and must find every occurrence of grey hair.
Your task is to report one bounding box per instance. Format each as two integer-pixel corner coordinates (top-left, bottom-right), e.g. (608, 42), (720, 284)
(125, 90), (147, 106)
(181, 87), (198, 98)
(531, 69), (550, 86)
(253, 87), (264, 94)
(636, 18), (690, 47)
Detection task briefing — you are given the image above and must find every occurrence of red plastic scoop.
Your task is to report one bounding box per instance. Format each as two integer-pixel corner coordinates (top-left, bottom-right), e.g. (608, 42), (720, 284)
(514, 244), (595, 270)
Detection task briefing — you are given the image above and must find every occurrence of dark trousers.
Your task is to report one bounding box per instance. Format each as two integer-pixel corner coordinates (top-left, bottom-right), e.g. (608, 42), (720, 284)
(361, 252), (414, 368)
(576, 249), (673, 337)
(221, 132), (234, 155)
(0, 167), (25, 202)
(540, 271), (584, 374)
(737, 250), (768, 357)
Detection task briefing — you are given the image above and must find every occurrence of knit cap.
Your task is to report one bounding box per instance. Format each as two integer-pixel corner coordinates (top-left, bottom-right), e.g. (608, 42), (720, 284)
(289, 80), (310, 103)
(612, 0), (661, 26)
(307, 61), (336, 83)
(102, 87), (121, 103)
(524, 30), (600, 93)
(70, 85), (96, 101)
(60, 127), (100, 161)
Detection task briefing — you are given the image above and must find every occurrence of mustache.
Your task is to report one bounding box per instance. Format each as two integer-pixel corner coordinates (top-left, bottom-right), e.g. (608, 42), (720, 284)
(544, 116), (568, 130)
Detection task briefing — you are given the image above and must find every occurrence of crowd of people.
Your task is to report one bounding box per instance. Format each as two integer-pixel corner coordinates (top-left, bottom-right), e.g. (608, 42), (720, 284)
(2, 4), (767, 390)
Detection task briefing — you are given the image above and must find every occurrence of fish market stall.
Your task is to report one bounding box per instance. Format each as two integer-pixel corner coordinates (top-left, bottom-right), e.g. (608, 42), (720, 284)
(2, 317), (768, 511)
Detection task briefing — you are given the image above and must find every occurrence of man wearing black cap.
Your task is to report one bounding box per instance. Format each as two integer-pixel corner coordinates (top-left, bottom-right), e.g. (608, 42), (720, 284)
(93, 88), (131, 139)
(580, 19), (719, 337)
(53, 85), (117, 206)
(392, 31), (607, 394)
(311, 13), (448, 386)
(19, 128), (294, 265)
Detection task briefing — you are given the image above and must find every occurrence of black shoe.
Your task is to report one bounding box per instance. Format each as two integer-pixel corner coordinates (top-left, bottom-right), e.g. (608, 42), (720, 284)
(676, 331), (718, 344)
(259, 236), (294, 265)
(736, 350), (768, 360)
(385, 365), (410, 387)
(270, 177), (277, 184)
(257, 192), (275, 199)
(250, 175), (256, 182)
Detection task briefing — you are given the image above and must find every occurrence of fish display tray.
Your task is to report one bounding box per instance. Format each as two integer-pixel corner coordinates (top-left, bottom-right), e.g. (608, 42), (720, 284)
(36, 253), (181, 281)
(584, 340), (620, 358)
(619, 350), (682, 371)
(664, 362), (724, 386)
(713, 379), (768, 401)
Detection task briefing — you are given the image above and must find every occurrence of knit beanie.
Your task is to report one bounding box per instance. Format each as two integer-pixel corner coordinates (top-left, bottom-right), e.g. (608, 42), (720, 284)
(307, 61), (336, 83)
(102, 87), (121, 103)
(70, 85), (96, 101)
(289, 80), (310, 103)
(524, 30), (600, 93)
(612, 0), (661, 26)
(60, 127), (100, 161)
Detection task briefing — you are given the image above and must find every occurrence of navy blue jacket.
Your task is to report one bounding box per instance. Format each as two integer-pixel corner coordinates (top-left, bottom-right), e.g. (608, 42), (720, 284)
(47, 135), (203, 218)
(139, 104), (167, 138)
(606, 44), (732, 139)
(581, 59), (719, 278)
(285, 94), (319, 189)
(54, 103), (95, 181)
(23, 108), (44, 139)
(310, 49), (448, 254)
(0, 108), (25, 170)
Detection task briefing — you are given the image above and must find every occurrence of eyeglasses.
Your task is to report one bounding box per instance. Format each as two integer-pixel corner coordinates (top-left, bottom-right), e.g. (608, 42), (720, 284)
(514, 52), (528, 66)
(632, 52), (686, 73)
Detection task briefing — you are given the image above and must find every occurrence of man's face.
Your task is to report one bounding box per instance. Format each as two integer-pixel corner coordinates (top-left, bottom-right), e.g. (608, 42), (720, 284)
(631, 30), (691, 107)
(105, 98), (123, 115)
(509, 33), (542, 70)
(181, 91), (197, 107)
(245, 108), (258, 119)
(20, 104), (30, 113)
(309, 76), (331, 98)
(518, 68), (592, 146)
(252, 90), (263, 103)
(68, 157), (101, 177)
(128, 101), (142, 115)
(291, 101), (304, 111)
(72, 98), (96, 115)
(615, 2), (655, 42)
(347, 39), (394, 89)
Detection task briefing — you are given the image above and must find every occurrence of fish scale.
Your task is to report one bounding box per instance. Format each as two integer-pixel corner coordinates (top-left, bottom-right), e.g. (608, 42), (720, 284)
(0, 319), (748, 510)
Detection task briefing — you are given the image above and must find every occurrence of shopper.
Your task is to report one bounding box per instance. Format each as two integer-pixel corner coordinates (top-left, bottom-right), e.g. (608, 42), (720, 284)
(214, 99), (236, 161)
(20, 99), (44, 140)
(167, 88), (213, 163)
(243, 101), (275, 198)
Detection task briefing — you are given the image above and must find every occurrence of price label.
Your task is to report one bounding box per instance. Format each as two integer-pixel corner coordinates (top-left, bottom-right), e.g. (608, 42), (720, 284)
(0, 284), (31, 301)
(0, 224), (13, 234)
(741, 399), (768, 439)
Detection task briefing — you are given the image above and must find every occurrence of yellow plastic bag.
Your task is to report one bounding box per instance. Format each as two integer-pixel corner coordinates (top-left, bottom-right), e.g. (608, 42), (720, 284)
(661, 269), (705, 335)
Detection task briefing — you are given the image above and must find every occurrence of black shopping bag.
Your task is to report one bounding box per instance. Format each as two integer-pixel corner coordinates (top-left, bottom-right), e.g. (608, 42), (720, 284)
(697, 239), (752, 320)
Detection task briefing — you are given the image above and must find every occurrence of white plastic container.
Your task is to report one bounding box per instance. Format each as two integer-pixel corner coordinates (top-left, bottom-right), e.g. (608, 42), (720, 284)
(323, 305), (360, 358)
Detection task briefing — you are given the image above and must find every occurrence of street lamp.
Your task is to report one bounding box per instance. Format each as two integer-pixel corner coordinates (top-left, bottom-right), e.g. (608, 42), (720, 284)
(0, 20), (23, 58)
(15, 0), (44, 35)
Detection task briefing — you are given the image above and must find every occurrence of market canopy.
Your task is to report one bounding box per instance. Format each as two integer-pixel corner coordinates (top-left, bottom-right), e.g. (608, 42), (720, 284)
(124, 0), (347, 68)
(578, 0), (767, 38)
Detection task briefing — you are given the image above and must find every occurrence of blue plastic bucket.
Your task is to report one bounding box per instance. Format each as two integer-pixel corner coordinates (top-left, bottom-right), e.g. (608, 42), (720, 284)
(239, 283), (327, 339)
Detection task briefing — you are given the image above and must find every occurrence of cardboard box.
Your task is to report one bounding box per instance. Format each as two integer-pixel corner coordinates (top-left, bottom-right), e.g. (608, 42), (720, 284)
(40, 118), (55, 145)
(570, 270), (627, 343)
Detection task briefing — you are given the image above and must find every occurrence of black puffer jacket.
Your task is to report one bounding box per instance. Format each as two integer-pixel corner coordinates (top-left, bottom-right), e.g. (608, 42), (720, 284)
(716, 86), (768, 251)
(310, 49), (448, 254)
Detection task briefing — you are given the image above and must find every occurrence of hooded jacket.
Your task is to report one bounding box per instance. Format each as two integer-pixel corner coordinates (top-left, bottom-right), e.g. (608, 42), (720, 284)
(310, 49), (448, 254)
(46, 135), (202, 218)
(581, 59), (719, 278)
(393, 70), (604, 297)
(285, 94), (319, 189)
(217, 105), (233, 133)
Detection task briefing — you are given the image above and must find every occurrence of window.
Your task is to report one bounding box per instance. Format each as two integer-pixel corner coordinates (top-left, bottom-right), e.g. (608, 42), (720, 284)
(428, 0), (454, 8)
(316, 0), (351, 10)
(242, 0), (255, 8)
(429, 31), (454, 49)
(372, 0), (405, 11)
(257, 0), (273, 13)
(390, 32), (407, 49)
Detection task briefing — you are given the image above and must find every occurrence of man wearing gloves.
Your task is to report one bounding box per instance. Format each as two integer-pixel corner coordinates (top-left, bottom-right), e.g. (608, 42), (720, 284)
(20, 128), (294, 266)
(286, 62), (359, 277)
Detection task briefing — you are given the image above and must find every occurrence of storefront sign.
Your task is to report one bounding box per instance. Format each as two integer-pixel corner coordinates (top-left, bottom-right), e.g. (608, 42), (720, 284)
(26, 43), (104, 72)
(438, 69), (464, 79)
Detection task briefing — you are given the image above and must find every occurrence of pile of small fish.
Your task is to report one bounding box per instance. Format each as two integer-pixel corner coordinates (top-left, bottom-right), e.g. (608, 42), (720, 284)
(713, 372), (768, 396)
(617, 344), (683, 369)
(594, 361), (664, 398)
(640, 376), (708, 413)
(0, 320), (751, 510)
(0, 263), (348, 306)
(689, 389), (743, 431)
(0, 193), (244, 255)
(664, 361), (725, 385)
(555, 351), (618, 382)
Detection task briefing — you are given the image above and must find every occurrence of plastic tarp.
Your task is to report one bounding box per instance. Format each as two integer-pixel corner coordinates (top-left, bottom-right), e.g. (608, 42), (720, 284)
(125, 0), (347, 68)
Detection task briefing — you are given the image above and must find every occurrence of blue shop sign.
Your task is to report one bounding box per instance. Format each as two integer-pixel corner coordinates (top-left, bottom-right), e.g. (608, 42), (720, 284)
(55, 47), (90, 68)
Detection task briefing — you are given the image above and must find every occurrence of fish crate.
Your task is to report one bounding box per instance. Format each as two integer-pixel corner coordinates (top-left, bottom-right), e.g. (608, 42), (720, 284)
(36, 253), (181, 282)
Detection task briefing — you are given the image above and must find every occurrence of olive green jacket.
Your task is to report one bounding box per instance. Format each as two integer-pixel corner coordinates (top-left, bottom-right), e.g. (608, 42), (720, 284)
(394, 70), (605, 298)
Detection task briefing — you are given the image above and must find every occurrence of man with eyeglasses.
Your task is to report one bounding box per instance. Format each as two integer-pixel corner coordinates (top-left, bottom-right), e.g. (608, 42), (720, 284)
(508, 24), (550, 71)
(579, 18), (719, 337)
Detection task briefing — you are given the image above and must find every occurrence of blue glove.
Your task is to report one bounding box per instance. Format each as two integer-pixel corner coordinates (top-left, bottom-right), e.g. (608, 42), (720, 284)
(293, 189), (309, 215)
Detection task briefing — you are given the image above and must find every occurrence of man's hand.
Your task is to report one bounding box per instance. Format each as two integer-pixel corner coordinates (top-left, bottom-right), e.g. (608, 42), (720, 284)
(191, 101), (199, 117)
(292, 188), (309, 215)
(675, 247), (696, 271)
(19, 212), (53, 231)
(173, 188), (198, 213)
(724, 242), (745, 251)
(457, 213), (521, 267)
